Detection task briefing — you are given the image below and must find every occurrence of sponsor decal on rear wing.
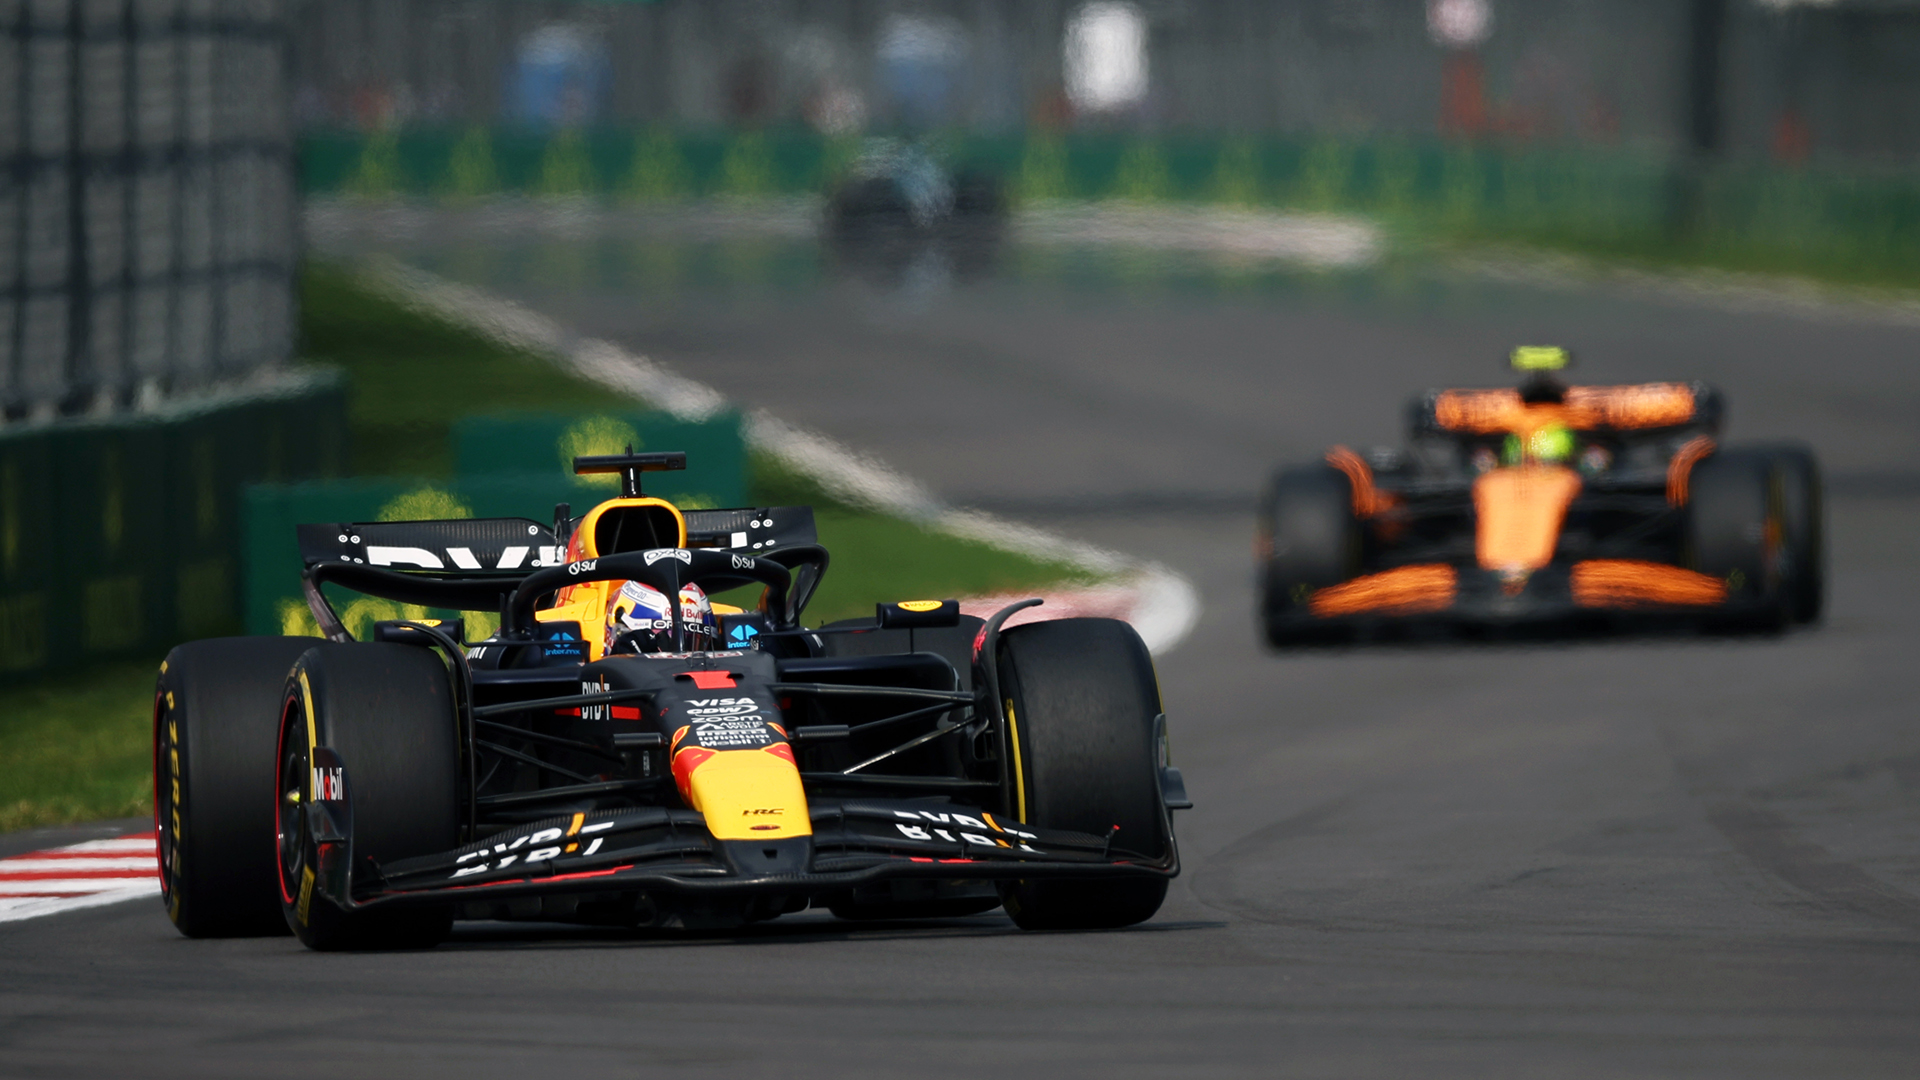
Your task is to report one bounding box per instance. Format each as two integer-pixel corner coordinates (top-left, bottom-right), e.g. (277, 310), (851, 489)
(298, 507), (819, 572)
(682, 506), (817, 554)
(297, 519), (565, 573)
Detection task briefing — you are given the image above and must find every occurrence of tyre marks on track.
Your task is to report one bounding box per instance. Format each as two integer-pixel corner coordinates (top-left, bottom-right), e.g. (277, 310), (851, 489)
(1705, 803), (1920, 931)
(0, 833), (157, 925)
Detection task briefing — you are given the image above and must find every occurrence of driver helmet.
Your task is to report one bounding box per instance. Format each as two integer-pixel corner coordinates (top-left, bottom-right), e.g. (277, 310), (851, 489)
(606, 580), (718, 654)
(1502, 424), (1575, 467)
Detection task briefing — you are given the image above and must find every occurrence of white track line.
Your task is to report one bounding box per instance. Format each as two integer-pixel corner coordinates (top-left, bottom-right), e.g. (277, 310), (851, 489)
(360, 257), (1201, 654)
(0, 831), (158, 924)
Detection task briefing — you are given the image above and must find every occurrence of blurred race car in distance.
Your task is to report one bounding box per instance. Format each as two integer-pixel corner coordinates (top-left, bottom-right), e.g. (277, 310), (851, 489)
(1257, 346), (1822, 645)
(824, 138), (1004, 281)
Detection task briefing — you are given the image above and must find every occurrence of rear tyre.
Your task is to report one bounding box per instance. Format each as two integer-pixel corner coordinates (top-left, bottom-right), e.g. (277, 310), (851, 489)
(1258, 465), (1361, 646)
(154, 636), (319, 937)
(277, 643), (460, 950)
(995, 618), (1171, 931)
(1755, 442), (1823, 624)
(1686, 448), (1789, 632)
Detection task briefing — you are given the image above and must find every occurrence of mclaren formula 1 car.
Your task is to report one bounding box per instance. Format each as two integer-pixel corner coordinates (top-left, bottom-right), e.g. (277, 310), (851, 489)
(1257, 347), (1822, 644)
(156, 452), (1185, 949)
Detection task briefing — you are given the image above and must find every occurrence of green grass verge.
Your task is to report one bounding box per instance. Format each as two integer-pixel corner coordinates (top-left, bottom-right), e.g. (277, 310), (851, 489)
(0, 657), (160, 833)
(719, 508), (1094, 626)
(0, 262), (1096, 832)
(1404, 224), (1920, 294)
(302, 263), (617, 477)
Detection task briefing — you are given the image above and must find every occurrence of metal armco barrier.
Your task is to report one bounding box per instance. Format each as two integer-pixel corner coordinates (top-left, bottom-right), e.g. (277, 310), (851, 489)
(0, 369), (345, 682)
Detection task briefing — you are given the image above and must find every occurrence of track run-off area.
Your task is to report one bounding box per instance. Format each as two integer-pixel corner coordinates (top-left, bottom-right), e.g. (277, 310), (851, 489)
(5, 207), (1920, 1077)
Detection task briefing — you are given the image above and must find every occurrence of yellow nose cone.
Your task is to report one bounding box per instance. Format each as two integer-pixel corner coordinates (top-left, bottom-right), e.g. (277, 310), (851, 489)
(673, 742), (812, 841)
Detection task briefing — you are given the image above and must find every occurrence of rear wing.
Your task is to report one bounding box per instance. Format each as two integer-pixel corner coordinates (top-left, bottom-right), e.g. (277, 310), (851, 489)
(298, 507), (819, 574)
(298, 519), (565, 574)
(683, 506), (816, 553)
(296, 506), (824, 641)
(1410, 381), (1724, 438)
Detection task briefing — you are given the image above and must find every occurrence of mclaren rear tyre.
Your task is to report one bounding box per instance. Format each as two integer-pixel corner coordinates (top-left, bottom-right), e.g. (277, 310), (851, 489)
(1687, 448), (1790, 633)
(995, 618), (1171, 931)
(1756, 442), (1824, 624)
(1258, 464), (1361, 647)
(277, 643), (460, 950)
(155, 636), (322, 938)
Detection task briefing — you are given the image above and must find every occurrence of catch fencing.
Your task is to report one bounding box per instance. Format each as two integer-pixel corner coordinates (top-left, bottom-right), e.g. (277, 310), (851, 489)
(2, 0), (297, 421)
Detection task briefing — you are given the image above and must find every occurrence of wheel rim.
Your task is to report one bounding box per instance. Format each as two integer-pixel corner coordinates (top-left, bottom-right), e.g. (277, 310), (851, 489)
(153, 689), (178, 911)
(274, 696), (310, 909)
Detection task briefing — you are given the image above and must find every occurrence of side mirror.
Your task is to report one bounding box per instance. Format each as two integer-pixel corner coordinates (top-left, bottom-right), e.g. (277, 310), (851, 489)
(876, 599), (961, 629)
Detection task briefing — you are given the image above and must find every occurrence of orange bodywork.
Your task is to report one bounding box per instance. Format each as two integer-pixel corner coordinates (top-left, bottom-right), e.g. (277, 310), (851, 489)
(1473, 465), (1582, 574)
(1434, 383), (1697, 434)
(536, 496), (689, 661)
(1666, 436), (1716, 507)
(1310, 564), (1458, 617)
(1571, 560), (1727, 608)
(1325, 446), (1399, 517)
(1298, 381), (1711, 618)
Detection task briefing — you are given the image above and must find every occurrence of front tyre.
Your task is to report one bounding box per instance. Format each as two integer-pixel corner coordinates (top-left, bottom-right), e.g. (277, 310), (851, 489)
(1755, 442), (1823, 624)
(277, 642), (460, 950)
(1258, 464), (1360, 647)
(1687, 448), (1791, 632)
(155, 636), (320, 937)
(995, 618), (1172, 931)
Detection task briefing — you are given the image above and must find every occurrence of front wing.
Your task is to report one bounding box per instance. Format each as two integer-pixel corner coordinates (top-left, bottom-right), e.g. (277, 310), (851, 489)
(1276, 560), (1756, 629)
(349, 799), (1175, 911)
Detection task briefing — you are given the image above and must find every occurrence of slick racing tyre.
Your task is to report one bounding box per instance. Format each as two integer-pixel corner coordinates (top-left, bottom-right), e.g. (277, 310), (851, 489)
(995, 618), (1171, 931)
(277, 643), (460, 950)
(1686, 448), (1790, 632)
(1258, 464), (1361, 646)
(1754, 442), (1824, 624)
(155, 636), (320, 937)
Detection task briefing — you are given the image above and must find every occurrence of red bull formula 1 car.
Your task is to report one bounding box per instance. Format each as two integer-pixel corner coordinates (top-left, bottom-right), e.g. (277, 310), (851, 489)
(1257, 347), (1822, 645)
(156, 452), (1185, 949)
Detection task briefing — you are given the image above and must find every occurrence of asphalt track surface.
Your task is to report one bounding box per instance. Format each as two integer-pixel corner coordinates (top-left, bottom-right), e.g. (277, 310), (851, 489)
(7, 226), (1920, 1077)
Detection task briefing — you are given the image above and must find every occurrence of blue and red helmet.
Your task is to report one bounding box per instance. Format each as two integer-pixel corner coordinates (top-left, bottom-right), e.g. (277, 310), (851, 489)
(606, 580), (718, 654)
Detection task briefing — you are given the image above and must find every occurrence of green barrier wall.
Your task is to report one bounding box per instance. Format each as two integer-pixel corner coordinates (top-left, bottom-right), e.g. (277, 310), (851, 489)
(245, 409), (745, 641)
(0, 370), (348, 682)
(301, 126), (1920, 283)
(453, 411), (744, 508)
